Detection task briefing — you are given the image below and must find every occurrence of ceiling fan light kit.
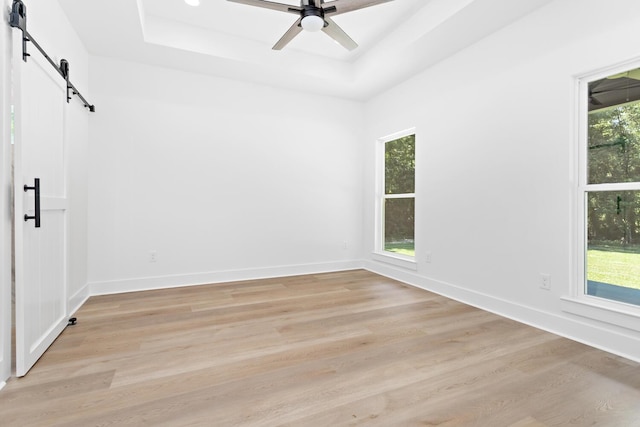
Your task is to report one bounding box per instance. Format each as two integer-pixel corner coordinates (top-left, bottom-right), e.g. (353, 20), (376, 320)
(227, 0), (394, 51)
(301, 14), (325, 32)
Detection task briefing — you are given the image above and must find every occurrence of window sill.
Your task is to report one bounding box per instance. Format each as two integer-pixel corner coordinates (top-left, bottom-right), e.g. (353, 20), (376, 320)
(371, 252), (418, 271)
(560, 296), (640, 333)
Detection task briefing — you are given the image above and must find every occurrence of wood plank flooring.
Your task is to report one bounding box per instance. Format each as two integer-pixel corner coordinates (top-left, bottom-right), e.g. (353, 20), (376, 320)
(1, 270), (639, 426)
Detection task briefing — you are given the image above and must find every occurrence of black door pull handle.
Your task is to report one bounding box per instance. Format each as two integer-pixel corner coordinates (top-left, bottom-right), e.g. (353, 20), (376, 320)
(24, 178), (41, 228)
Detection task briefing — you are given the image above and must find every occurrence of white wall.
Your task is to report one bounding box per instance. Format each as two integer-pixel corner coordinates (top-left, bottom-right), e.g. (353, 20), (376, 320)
(364, 0), (640, 361)
(87, 57), (364, 294)
(0, 0), (13, 387)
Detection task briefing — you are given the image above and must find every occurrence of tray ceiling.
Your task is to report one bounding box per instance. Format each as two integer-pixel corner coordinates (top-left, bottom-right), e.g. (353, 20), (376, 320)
(56, 0), (555, 100)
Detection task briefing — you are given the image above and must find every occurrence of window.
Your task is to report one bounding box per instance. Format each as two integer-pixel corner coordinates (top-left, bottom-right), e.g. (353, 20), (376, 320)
(377, 131), (415, 260)
(580, 66), (640, 308)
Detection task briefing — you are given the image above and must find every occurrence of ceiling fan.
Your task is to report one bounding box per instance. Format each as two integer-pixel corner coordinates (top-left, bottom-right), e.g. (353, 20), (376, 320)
(227, 0), (394, 51)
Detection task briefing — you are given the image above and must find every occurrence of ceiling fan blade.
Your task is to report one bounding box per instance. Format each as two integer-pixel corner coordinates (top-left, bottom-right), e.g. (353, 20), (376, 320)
(273, 18), (303, 50)
(322, 17), (357, 51)
(227, 0), (301, 14)
(323, 0), (394, 16)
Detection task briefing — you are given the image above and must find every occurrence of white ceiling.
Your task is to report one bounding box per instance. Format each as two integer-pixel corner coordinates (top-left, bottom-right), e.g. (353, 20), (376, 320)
(56, 0), (555, 100)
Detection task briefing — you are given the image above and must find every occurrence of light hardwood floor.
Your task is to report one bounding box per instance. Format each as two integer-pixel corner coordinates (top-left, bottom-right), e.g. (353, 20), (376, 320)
(1, 270), (639, 426)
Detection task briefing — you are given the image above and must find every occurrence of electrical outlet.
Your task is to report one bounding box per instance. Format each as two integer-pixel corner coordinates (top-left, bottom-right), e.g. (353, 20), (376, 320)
(540, 273), (551, 290)
(425, 252), (432, 263)
(342, 241), (348, 250)
(150, 250), (158, 263)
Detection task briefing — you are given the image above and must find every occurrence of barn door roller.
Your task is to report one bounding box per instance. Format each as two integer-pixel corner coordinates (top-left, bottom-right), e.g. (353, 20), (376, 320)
(8, 0), (96, 112)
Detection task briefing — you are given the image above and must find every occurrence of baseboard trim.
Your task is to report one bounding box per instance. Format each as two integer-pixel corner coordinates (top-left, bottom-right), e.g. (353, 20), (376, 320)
(0, 381), (6, 392)
(68, 284), (90, 316)
(89, 260), (365, 296)
(364, 260), (640, 364)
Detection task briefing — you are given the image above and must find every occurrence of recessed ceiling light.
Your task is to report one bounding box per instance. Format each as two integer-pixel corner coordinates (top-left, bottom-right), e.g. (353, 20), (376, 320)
(184, 0), (200, 6)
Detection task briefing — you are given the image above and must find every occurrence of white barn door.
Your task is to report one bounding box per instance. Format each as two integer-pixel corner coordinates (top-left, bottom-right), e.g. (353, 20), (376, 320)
(0, 0), (12, 386)
(13, 36), (69, 377)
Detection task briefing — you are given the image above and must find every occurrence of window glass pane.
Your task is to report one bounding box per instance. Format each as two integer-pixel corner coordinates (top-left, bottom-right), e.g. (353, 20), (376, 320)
(588, 71), (640, 184)
(385, 135), (415, 194)
(384, 197), (415, 256)
(586, 190), (640, 306)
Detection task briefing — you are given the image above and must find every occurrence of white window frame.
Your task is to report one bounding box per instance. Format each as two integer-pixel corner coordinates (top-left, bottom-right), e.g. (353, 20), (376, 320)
(373, 128), (417, 270)
(562, 61), (640, 332)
